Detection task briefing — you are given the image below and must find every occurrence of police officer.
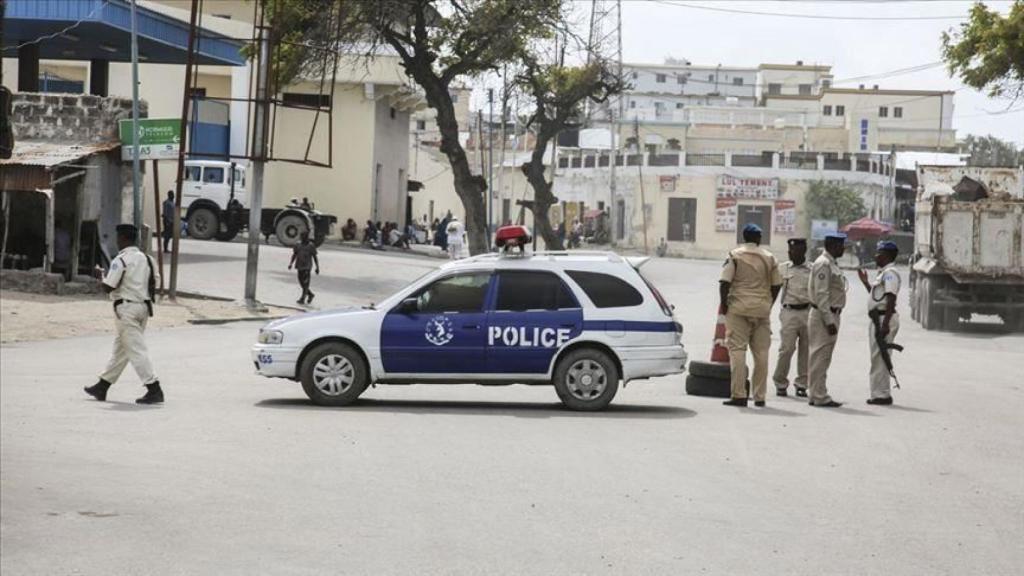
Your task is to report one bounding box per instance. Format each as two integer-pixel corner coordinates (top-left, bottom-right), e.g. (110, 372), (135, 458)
(806, 233), (847, 408)
(84, 224), (164, 404)
(857, 240), (901, 405)
(719, 223), (783, 407)
(772, 238), (812, 397)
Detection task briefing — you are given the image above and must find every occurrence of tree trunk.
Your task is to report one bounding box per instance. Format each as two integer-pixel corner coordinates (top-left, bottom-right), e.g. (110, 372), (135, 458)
(522, 134), (562, 250)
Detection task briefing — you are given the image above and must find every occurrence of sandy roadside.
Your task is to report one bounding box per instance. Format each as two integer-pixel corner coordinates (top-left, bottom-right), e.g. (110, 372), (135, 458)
(0, 290), (296, 344)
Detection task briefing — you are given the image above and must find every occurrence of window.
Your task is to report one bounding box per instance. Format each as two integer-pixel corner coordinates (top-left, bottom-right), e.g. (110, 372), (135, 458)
(879, 106), (888, 118)
(202, 167), (224, 184)
(566, 271), (643, 308)
(416, 119), (427, 131)
(675, 102), (684, 109)
(184, 166), (201, 182)
(732, 77), (743, 86)
(451, 93), (459, 102)
(798, 84), (812, 95)
(708, 74), (715, 82)
(836, 105), (845, 116)
(768, 83), (782, 95)
(495, 271), (577, 311)
(632, 71), (638, 79)
(667, 198), (696, 242)
(232, 167), (245, 188)
(822, 79), (832, 89)
(390, 107), (396, 119)
(188, 87), (207, 99)
(630, 101), (636, 109)
(281, 92), (330, 108)
(414, 273), (491, 313)
(677, 75), (687, 85)
(823, 105), (833, 116)
(656, 73), (666, 83)
(894, 107), (903, 118)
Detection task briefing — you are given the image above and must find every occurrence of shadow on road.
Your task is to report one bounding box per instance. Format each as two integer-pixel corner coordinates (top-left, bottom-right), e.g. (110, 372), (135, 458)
(254, 397), (696, 419)
(739, 406), (806, 417)
(175, 251), (247, 264)
(101, 400), (162, 411)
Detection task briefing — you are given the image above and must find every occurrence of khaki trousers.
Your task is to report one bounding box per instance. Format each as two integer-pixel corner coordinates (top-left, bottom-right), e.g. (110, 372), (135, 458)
(773, 307), (809, 391)
(100, 302), (158, 385)
(725, 312), (771, 401)
(869, 313), (900, 399)
(807, 309), (840, 404)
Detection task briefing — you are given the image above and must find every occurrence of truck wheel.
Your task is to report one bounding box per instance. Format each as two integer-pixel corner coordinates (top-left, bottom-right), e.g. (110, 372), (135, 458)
(215, 223), (239, 242)
(942, 306), (959, 332)
(187, 208), (218, 240)
(299, 342), (368, 407)
(314, 231), (327, 247)
(276, 214), (308, 247)
(687, 360), (731, 380)
(553, 348), (619, 411)
(920, 277), (937, 331)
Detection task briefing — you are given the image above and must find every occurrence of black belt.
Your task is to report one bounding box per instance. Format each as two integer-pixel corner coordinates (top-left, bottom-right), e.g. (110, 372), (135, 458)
(811, 304), (843, 314)
(783, 303), (810, 310)
(114, 299), (153, 317)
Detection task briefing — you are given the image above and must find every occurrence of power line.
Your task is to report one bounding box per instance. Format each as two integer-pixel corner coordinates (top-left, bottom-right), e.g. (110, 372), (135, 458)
(2, 0), (112, 52)
(651, 0), (967, 21)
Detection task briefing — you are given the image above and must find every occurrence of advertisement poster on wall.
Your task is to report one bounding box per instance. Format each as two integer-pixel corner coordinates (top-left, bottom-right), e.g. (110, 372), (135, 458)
(773, 200), (796, 234)
(716, 175), (779, 199)
(715, 198), (737, 232)
(659, 175), (677, 192)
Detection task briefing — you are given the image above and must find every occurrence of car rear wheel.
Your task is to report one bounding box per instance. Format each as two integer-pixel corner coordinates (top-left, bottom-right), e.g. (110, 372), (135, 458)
(553, 348), (619, 411)
(300, 342), (368, 406)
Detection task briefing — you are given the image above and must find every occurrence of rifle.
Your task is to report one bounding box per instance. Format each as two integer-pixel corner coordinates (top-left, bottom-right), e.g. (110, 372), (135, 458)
(868, 309), (903, 388)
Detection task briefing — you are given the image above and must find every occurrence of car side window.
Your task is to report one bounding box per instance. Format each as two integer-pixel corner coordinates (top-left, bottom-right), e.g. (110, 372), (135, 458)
(184, 166), (201, 182)
(416, 273), (491, 313)
(203, 167), (225, 184)
(495, 271), (577, 311)
(566, 270), (643, 308)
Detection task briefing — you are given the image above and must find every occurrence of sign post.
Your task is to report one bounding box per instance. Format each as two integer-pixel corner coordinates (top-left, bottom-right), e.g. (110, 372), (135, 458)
(119, 118), (181, 161)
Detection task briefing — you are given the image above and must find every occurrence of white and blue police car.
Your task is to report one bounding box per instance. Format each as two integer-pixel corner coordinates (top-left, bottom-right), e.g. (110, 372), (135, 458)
(251, 227), (687, 411)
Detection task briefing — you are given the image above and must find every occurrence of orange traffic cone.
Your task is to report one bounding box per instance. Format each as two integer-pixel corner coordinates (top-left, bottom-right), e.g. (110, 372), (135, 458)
(710, 305), (729, 363)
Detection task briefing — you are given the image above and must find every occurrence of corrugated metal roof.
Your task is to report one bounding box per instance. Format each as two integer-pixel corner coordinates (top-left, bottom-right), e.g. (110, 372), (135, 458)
(0, 140), (121, 169)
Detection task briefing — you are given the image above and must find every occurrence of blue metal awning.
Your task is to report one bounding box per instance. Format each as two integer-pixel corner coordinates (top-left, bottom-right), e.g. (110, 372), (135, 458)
(3, 0), (246, 66)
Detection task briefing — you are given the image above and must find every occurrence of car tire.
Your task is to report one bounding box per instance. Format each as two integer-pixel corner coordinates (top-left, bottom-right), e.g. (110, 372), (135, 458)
(552, 348), (619, 411)
(299, 342), (368, 407)
(276, 214), (309, 247)
(685, 374), (731, 398)
(187, 207), (218, 240)
(687, 360), (731, 380)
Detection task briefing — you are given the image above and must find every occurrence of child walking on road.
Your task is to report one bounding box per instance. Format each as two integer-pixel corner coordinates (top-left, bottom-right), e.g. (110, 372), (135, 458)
(288, 232), (320, 305)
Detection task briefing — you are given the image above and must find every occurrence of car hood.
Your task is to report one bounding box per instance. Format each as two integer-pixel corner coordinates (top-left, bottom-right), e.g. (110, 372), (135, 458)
(264, 306), (379, 331)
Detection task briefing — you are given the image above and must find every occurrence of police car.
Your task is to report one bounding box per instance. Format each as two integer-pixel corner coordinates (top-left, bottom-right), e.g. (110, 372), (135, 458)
(251, 226), (687, 411)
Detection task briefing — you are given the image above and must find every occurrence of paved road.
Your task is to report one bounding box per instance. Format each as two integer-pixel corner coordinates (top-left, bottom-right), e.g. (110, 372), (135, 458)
(2, 241), (1022, 574)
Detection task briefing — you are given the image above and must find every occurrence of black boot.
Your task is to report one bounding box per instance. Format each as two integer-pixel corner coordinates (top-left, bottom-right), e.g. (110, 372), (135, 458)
(136, 382), (164, 404)
(84, 379), (112, 401)
(722, 398), (748, 407)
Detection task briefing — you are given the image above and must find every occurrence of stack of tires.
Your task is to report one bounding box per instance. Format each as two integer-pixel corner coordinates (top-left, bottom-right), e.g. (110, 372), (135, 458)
(685, 360), (732, 398)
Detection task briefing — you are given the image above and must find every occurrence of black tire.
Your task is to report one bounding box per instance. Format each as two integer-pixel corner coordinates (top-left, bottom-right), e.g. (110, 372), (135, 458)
(187, 207), (218, 240)
(276, 214), (309, 247)
(313, 231), (327, 247)
(942, 305), (959, 332)
(687, 360), (731, 380)
(552, 348), (619, 411)
(215, 223), (239, 241)
(685, 374), (731, 398)
(299, 342), (369, 407)
(920, 276), (938, 331)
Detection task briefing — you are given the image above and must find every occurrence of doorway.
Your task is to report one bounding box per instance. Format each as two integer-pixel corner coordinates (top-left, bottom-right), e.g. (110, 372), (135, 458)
(736, 204), (772, 245)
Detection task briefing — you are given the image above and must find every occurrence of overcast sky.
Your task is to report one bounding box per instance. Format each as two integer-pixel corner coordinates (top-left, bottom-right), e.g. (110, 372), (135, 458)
(618, 0), (1023, 145)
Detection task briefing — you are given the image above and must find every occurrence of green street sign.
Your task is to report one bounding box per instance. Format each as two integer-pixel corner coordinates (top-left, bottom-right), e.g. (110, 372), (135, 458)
(119, 118), (181, 160)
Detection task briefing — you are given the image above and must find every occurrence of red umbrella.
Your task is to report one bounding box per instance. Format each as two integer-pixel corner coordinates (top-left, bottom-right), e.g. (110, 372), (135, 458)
(841, 217), (893, 240)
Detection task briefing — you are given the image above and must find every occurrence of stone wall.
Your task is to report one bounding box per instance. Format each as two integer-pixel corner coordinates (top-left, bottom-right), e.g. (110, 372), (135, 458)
(10, 93), (148, 143)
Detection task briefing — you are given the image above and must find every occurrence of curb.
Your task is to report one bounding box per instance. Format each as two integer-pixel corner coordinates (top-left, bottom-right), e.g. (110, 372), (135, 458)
(188, 315), (289, 326)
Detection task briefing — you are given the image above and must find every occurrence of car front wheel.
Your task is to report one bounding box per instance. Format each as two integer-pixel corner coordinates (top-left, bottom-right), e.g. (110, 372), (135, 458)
(553, 348), (619, 411)
(299, 342), (368, 406)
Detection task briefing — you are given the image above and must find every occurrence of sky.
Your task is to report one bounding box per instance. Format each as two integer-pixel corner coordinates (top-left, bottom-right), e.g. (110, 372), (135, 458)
(615, 0), (1023, 145)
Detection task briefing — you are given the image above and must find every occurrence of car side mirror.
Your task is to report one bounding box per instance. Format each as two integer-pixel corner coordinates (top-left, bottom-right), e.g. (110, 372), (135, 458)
(399, 297), (419, 314)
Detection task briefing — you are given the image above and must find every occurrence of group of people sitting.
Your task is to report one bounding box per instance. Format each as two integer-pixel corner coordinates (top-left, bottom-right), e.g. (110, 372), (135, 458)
(358, 220), (414, 250)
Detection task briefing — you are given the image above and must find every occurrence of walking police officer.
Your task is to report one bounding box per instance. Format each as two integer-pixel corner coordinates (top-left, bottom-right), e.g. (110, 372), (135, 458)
(84, 224), (164, 404)
(773, 238), (812, 397)
(719, 223), (783, 407)
(806, 233), (847, 407)
(857, 240), (901, 405)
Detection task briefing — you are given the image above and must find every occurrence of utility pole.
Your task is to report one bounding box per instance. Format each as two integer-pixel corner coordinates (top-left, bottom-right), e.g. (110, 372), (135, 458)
(129, 0), (142, 244)
(244, 25), (271, 308)
(487, 87), (494, 238)
(634, 117), (649, 254)
(497, 69), (509, 226)
(168, 0), (198, 299)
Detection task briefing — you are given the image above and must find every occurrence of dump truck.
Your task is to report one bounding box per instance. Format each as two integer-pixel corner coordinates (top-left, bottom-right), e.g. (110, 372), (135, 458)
(180, 160), (336, 247)
(910, 165), (1024, 331)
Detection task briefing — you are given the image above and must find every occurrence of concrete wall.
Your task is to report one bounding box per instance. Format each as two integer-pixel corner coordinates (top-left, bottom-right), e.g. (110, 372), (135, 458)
(371, 97), (412, 225)
(9, 93), (144, 143)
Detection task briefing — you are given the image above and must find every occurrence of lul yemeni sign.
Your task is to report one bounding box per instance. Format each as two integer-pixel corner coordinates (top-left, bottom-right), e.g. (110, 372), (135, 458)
(716, 175), (779, 199)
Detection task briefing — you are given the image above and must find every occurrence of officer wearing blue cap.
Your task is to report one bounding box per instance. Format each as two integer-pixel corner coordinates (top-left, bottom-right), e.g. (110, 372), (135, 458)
(857, 239), (901, 405)
(806, 232), (848, 407)
(719, 222), (783, 407)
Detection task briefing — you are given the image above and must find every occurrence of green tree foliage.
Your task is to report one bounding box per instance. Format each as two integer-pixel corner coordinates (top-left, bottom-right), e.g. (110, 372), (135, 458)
(961, 134), (1024, 166)
(942, 1), (1024, 101)
(805, 181), (867, 227)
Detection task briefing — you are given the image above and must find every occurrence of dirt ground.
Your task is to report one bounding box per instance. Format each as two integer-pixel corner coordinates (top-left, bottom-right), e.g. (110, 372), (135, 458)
(0, 290), (293, 343)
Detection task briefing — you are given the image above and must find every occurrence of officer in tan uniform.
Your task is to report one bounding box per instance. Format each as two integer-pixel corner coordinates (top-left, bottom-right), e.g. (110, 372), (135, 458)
(772, 238), (812, 397)
(84, 224), (164, 405)
(719, 223), (783, 407)
(857, 240), (901, 405)
(806, 233), (847, 408)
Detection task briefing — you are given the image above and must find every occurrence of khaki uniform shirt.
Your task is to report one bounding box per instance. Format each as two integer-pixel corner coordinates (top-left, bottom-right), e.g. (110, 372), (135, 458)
(779, 260), (812, 306)
(808, 250), (847, 325)
(720, 243), (783, 318)
(103, 246), (158, 302)
(869, 263), (901, 312)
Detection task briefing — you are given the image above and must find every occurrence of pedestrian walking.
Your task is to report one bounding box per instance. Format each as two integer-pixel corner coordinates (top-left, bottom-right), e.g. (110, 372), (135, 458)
(161, 190), (175, 253)
(719, 223), (782, 407)
(806, 233), (848, 408)
(773, 238), (812, 397)
(289, 231), (320, 305)
(84, 224), (163, 404)
(858, 240), (901, 405)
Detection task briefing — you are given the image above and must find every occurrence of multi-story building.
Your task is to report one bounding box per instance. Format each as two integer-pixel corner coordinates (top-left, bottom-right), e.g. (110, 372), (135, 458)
(617, 60), (758, 123)
(757, 62), (834, 102)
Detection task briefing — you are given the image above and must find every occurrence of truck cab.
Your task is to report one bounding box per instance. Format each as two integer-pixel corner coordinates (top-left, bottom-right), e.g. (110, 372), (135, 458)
(181, 160), (246, 211)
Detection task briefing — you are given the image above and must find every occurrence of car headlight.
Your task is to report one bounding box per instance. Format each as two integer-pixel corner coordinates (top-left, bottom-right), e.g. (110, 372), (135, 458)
(258, 329), (284, 345)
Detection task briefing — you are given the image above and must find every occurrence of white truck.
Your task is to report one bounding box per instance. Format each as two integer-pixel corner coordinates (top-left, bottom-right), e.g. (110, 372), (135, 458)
(910, 165), (1024, 331)
(180, 160), (336, 247)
